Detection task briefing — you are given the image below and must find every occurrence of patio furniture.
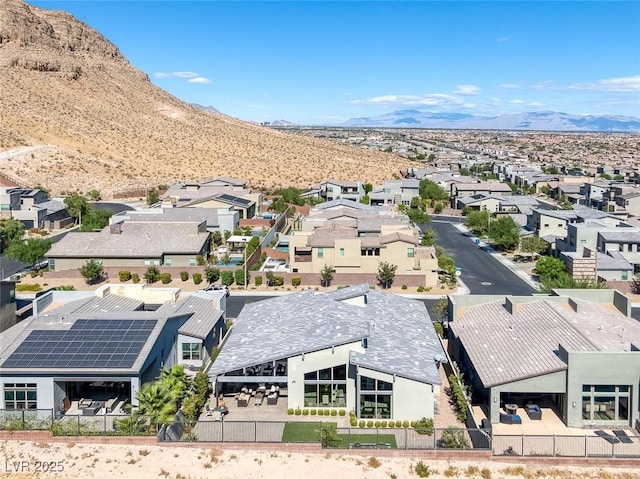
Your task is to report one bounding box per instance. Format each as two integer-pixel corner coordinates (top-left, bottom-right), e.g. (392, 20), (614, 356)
(82, 402), (102, 416)
(78, 398), (92, 409)
(499, 413), (522, 425)
(595, 430), (620, 444)
(205, 404), (213, 417)
(525, 403), (542, 420)
(237, 394), (248, 407)
(613, 430), (633, 444)
(105, 397), (119, 413)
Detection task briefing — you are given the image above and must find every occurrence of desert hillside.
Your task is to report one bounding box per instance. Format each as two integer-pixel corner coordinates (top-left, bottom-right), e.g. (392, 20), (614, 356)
(0, 0), (414, 197)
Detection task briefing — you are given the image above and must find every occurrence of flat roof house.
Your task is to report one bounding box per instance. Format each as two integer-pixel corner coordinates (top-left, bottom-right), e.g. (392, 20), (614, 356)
(0, 286), (226, 414)
(448, 290), (640, 428)
(209, 284), (446, 421)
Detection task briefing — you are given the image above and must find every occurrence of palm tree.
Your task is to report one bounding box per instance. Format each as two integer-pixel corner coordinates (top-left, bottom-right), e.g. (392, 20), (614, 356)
(135, 382), (177, 433)
(160, 364), (192, 399)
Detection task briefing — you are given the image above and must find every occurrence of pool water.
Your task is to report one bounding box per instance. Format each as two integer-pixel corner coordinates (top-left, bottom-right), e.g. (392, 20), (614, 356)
(274, 245), (289, 252)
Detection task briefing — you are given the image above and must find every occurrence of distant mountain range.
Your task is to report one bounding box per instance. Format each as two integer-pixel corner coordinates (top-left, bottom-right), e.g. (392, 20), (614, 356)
(342, 110), (640, 132)
(190, 103), (220, 114)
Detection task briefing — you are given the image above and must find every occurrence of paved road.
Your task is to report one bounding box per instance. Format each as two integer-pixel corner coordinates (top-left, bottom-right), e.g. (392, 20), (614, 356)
(91, 202), (137, 214)
(426, 221), (536, 296)
(0, 255), (28, 279)
(226, 296), (271, 317)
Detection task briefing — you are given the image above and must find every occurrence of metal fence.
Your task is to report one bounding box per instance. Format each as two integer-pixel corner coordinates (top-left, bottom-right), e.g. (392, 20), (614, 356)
(493, 434), (640, 458)
(0, 409), (54, 431)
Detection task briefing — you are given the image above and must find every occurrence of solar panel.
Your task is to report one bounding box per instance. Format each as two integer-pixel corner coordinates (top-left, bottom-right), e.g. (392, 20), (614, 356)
(2, 319), (156, 369)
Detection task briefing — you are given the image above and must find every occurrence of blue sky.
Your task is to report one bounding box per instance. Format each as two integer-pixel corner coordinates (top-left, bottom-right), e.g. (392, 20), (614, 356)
(28, 1), (640, 124)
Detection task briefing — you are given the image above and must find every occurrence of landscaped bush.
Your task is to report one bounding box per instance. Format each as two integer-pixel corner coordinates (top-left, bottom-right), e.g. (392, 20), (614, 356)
(380, 420), (387, 428)
(160, 273), (172, 284)
(310, 409), (317, 416)
(292, 276), (301, 287)
(302, 409), (309, 416)
(358, 420), (365, 428)
(366, 420), (374, 428)
(417, 285), (425, 292)
(401, 284), (407, 290)
(402, 420), (410, 428)
(180, 271), (189, 281)
(193, 273), (202, 285)
(221, 270), (234, 286)
(294, 408), (301, 416)
(395, 420), (402, 427)
(132, 273), (140, 284)
(330, 409), (337, 416)
(324, 409), (330, 416)
(16, 284), (42, 292)
(287, 408), (294, 415)
(118, 271), (131, 282)
(414, 417), (434, 436)
(374, 421), (380, 428)
(274, 275), (284, 287)
(350, 417), (357, 426)
(338, 410), (346, 416)
(254, 275), (262, 287)
(448, 374), (468, 422)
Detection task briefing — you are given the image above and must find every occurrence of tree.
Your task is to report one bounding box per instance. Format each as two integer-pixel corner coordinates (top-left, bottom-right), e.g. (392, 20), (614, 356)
(204, 265), (220, 284)
(535, 256), (566, 281)
(419, 179), (449, 202)
(487, 216), (520, 251)
(79, 209), (112, 232)
(87, 189), (101, 201)
(78, 259), (105, 284)
(440, 426), (470, 449)
(135, 382), (177, 433)
(235, 268), (247, 287)
(377, 261), (397, 289)
(520, 236), (548, 260)
(144, 266), (161, 284)
(220, 270), (234, 286)
(212, 231), (223, 247)
(420, 227), (437, 246)
(160, 364), (191, 400)
(4, 237), (52, 267)
(147, 188), (160, 205)
(432, 297), (449, 324)
(1, 218), (25, 243)
(464, 210), (490, 236)
(320, 264), (334, 287)
(64, 193), (89, 224)
(364, 183), (373, 194)
(360, 195), (370, 205)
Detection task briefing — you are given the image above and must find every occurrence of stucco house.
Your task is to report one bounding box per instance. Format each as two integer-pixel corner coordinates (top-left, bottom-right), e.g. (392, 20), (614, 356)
(209, 284), (446, 421)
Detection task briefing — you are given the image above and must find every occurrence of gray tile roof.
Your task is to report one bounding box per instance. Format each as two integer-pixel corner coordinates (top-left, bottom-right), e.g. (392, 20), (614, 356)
(450, 297), (640, 388)
(46, 223), (209, 258)
(599, 230), (640, 242)
(312, 199), (381, 213)
(118, 207), (221, 228)
(533, 207), (611, 221)
(597, 252), (633, 271)
(164, 295), (223, 340)
(210, 285), (445, 385)
(38, 199), (67, 216)
(71, 295), (144, 315)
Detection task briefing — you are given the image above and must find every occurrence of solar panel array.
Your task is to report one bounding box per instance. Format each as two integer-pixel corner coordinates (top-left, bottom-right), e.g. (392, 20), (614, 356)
(2, 319), (156, 369)
(218, 194), (251, 206)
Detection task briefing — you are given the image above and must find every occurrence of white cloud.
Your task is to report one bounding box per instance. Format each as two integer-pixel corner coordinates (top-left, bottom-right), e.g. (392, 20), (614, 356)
(351, 94), (422, 105)
(495, 36), (509, 43)
(498, 83), (521, 89)
(453, 84), (480, 96)
(489, 97), (502, 106)
(568, 75), (640, 92)
(461, 103), (477, 109)
(509, 99), (524, 104)
(528, 101), (544, 107)
(154, 71), (199, 79)
(188, 77), (212, 84)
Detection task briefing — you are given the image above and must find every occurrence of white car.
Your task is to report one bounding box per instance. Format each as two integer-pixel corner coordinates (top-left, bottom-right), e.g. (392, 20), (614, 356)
(198, 284), (230, 297)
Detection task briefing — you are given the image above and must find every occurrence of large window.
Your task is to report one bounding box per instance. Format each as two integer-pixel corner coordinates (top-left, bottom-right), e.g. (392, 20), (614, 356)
(182, 343), (201, 361)
(4, 383), (37, 410)
(303, 365), (347, 407)
(581, 385), (630, 422)
(359, 376), (392, 419)
(317, 248), (324, 259)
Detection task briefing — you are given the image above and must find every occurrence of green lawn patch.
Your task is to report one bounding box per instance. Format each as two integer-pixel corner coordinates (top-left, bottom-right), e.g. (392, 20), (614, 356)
(281, 421), (325, 442)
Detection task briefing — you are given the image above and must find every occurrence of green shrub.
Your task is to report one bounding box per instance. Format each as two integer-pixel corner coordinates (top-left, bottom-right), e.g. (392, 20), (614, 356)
(16, 284), (42, 292)
(414, 417), (434, 436)
(160, 273), (172, 284)
(294, 408), (301, 416)
(118, 270), (131, 282)
(402, 420), (410, 428)
(302, 409), (309, 416)
(292, 276), (301, 287)
(310, 409), (317, 416)
(324, 409), (330, 416)
(434, 322), (444, 338)
(274, 275), (284, 287)
(339, 410), (346, 416)
(143, 266), (161, 284)
(380, 420), (387, 428)
(287, 408), (294, 415)
(395, 420), (402, 427)
(193, 273), (202, 285)
(350, 417), (357, 427)
(401, 284), (407, 290)
(330, 409), (337, 416)
(417, 285), (425, 292)
(414, 460), (432, 477)
(180, 271), (189, 281)
(221, 270), (234, 286)
(448, 374), (468, 422)
(358, 420), (365, 428)
(132, 273), (140, 284)
(366, 420), (374, 428)
(374, 421), (380, 428)
(254, 275), (262, 287)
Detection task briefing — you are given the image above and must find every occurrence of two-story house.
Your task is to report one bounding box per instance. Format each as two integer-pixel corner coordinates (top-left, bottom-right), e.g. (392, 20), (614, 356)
(320, 179), (365, 202)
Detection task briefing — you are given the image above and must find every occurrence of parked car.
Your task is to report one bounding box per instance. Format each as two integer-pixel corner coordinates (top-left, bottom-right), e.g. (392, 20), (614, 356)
(198, 284), (230, 297)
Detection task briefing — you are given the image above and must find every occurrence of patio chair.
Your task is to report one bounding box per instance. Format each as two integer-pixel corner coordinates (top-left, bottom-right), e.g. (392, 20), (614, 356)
(594, 430), (620, 444)
(613, 430), (633, 444)
(205, 404), (213, 417)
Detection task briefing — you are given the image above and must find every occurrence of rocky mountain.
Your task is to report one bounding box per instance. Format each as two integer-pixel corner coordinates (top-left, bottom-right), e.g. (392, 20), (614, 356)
(0, 0), (413, 197)
(343, 110), (640, 132)
(271, 120), (295, 127)
(190, 103), (220, 114)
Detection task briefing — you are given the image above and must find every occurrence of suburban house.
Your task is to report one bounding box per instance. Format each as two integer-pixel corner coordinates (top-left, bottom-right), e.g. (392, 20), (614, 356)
(597, 230), (640, 273)
(456, 193), (539, 214)
(46, 219), (211, 271)
(111, 206), (239, 237)
(320, 179), (365, 202)
(288, 200), (438, 286)
(0, 187), (72, 230)
(0, 284), (226, 412)
(369, 179), (420, 206)
(584, 181), (614, 209)
(450, 181), (512, 209)
(448, 290), (640, 428)
(527, 206), (614, 244)
(209, 284), (446, 421)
